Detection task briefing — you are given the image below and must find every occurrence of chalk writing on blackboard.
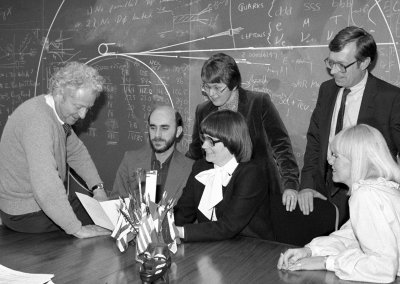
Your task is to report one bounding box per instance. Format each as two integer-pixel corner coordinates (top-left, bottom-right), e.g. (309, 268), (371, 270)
(1, 0), (400, 188)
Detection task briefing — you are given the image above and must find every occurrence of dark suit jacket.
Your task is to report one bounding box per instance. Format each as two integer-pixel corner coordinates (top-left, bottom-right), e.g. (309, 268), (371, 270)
(301, 73), (400, 197)
(174, 159), (274, 242)
(109, 146), (194, 200)
(186, 87), (299, 193)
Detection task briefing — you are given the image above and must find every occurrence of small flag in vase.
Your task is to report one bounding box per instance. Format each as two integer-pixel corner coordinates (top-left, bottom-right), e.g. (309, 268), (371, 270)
(137, 211), (159, 254)
(112, 216), (131, 252)
(111, 187), (182, 257)
(111, 198), (136, 252)
(159, 210), (180, 254)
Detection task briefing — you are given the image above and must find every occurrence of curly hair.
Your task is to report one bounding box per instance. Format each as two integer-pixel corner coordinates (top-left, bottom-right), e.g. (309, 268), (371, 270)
(49, 61), (104, 97)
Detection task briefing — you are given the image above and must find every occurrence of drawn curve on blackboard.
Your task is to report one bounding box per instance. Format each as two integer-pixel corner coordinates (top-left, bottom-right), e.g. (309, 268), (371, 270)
(86, 53), (174, 108)
(34, 0), (65, 97)
(372, 0), (400, 69)
(20, 0), (400, 190)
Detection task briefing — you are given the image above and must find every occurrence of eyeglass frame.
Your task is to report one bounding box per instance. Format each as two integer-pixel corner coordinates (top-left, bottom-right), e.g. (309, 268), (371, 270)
(324, 57), (359, 73)
(200, 134), (223, 147)
(201, 82), (229, 95)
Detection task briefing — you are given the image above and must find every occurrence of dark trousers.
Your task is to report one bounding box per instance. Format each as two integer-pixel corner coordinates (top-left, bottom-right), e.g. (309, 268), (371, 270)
(0, 192), (94, 233)
(270, 194), (338, 246)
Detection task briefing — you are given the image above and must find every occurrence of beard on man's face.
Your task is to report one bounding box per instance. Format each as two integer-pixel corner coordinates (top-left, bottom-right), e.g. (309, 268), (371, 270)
(150, 132), (176, 154)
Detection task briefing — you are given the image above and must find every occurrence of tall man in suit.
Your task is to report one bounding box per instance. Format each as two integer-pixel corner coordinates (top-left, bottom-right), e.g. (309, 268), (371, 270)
(298, 26), (400, 226)
(110, 106), (194, 202)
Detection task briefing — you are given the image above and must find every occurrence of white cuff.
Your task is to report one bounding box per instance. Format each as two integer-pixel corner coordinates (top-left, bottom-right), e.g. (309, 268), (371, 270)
(325, 256), (335, 271)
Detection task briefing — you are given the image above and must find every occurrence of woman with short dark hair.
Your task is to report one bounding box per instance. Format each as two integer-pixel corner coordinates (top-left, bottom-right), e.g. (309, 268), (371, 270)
(174, 110), (274, 242)
(199, 110), (252, 163)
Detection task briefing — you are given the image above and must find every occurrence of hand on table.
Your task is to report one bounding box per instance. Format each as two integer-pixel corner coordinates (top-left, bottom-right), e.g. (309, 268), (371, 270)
(73, 225), (111, 239)
(284, 256), (326, 271)
(278, 247), (326, 271)
(282, 189), (298, 211)
(278, 248), (311, 270)
(297, 188), (327, 215)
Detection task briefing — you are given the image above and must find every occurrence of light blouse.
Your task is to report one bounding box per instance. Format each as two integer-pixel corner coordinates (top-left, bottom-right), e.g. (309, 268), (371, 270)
(306, 178), (400, 283)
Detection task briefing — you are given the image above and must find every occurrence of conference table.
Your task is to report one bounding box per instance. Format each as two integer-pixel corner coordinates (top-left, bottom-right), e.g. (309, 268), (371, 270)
(0, 226), (398, 284)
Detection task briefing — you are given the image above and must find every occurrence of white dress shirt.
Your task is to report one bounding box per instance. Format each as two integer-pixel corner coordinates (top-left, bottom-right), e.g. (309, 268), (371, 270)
(45, 94), (64, 125)
(328, 72), (368, 158)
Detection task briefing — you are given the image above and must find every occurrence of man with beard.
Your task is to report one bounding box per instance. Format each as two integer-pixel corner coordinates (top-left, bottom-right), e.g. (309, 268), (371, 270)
(110, 106), (194, 202)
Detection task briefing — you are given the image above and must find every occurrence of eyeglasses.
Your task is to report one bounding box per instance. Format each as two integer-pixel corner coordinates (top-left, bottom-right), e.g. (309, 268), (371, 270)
(201, 83), (228, 95)
(200, 134), (222, 147)
(324, 58), (358, 73)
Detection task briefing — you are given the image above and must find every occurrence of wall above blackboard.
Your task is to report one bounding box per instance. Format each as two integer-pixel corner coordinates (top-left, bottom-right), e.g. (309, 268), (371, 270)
(1, 0), (399, 189)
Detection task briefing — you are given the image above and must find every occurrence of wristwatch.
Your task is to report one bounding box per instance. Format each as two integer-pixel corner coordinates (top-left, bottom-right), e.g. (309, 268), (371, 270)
(90, 183), (104, 193)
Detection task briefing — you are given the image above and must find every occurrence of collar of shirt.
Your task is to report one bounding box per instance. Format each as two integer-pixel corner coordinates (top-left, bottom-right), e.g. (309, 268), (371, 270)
(218, 89), (239, 112)
(151, 150), (174, 170)
(215, 156), (239, 178)
(350, 70), (368, 94)
(45, 94), (64, 125)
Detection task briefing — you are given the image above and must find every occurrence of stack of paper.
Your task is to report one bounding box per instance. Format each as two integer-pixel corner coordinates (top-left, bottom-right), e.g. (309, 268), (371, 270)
(0, 264), (54, 284)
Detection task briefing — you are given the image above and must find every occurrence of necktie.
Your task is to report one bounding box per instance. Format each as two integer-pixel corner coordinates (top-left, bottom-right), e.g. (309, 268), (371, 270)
(63, 123), (72, 137)
(335, 88), (350, 134)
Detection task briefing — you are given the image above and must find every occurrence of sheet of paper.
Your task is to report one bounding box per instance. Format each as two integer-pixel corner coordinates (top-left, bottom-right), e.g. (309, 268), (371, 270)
(0, 264), (54, 284)
(76, 193), (130, 231)
(76, 192), (115, 231)
(145, 170), (157, 202)
(99, 199), (127, 228)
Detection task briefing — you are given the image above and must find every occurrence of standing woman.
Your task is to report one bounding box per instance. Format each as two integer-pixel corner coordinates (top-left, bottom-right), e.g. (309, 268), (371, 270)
(186, 53), (299, 211)
(278, 124), (400, 283)
(174, 110), (274, 241)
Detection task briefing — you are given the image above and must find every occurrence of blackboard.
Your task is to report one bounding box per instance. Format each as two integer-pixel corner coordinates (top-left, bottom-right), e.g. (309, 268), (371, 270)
(1, 0), (400, 190)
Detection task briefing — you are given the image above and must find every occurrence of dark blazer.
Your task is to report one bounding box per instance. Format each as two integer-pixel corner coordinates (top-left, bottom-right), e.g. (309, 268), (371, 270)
(301, 73), (400, 197)
(110, 146), (194, 200)
(186, 87), (299, 194)
(174, 159), (274, 242)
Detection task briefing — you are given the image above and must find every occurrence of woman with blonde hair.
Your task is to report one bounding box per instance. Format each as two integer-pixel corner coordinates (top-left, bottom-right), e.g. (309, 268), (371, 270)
(278, 124), (400, 283)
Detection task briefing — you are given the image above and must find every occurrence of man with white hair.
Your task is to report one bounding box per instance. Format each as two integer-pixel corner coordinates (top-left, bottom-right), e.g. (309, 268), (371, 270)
(0, 62), (110, 238)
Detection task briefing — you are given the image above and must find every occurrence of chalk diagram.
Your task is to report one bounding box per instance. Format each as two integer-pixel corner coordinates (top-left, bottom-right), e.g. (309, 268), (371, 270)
(32, 0), (400, 186)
